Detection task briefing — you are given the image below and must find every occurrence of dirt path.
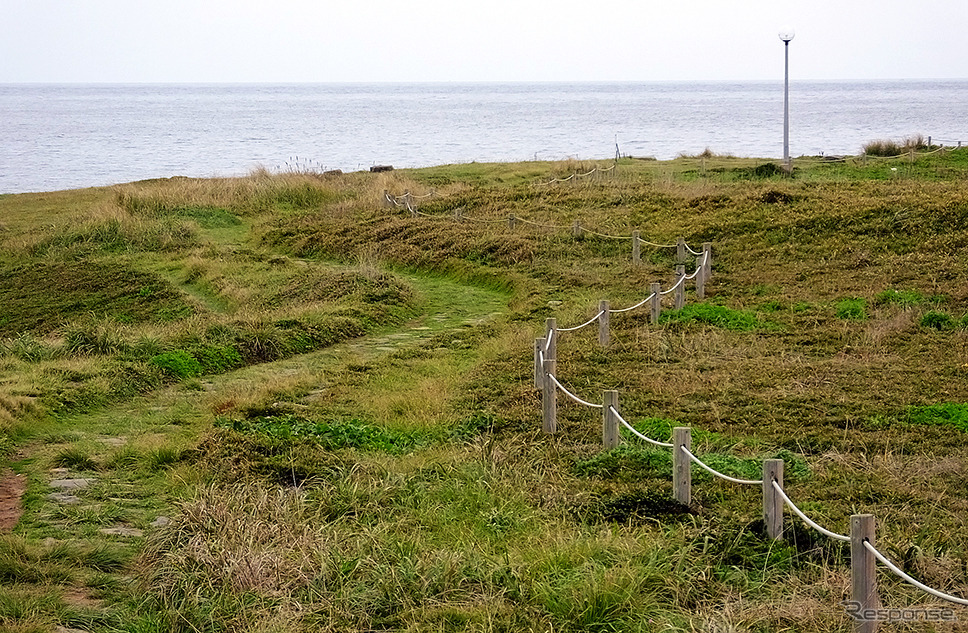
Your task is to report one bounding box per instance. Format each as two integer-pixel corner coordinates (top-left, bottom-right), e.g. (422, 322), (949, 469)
(0, 468), (26, 532)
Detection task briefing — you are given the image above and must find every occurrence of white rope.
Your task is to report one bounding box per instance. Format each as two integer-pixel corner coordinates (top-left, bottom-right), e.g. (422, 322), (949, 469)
(863, 540), (968, 606)
(557, 310), (605, 332)
(613, 407), (674, 448)
(638, 239), (678, 249)
(659, 274), (687, 296)
(771, 480), (851, 542)
(680, 446), (763, 485)
(546, 373), (603, 409)
(543, 332), (553, 352)
(685, 244), (703, 256)
(609, 293), (656, 314)
(537, 164), (617, 186)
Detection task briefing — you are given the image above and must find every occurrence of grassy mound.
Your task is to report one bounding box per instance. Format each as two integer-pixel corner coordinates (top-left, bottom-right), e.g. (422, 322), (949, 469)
(1, 153), (968, 632)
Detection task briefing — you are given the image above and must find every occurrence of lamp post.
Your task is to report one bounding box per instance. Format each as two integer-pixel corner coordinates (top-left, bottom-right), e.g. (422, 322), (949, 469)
(778, 28), (795, 169)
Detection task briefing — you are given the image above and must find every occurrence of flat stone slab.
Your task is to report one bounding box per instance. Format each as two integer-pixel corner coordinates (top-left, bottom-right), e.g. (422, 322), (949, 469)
(151, 515), (170, 528)
(50, 478), (95, 490)
(47, 492), (82, 504)
(99, 526), (143, 537)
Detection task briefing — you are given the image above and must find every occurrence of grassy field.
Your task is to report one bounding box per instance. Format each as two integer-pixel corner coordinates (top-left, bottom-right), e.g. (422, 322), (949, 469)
(1, 150), (967, 632)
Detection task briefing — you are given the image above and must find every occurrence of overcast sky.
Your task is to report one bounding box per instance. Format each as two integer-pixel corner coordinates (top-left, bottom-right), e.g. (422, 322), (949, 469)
(3, 0), (966, 83)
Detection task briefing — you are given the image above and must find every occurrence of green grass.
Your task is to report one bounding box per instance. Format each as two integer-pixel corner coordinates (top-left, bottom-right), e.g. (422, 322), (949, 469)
(1, 153), (968, 631)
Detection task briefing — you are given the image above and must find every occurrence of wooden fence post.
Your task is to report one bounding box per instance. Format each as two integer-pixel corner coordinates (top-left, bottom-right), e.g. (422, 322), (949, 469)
(598, 300), (610, 347)
(383, 189), (392, 208)
(508, 214), (516, 230)
(545, 318), (557, 362)
(763, 459), (784, 540)
(603, 390), (620, 449)
(650, 282), (662, 325)
(632, 231), (641, 263)
(851, 514), (878, 633)
(534, 338), (546, 390)
(455, 208), (463, 222)
(695, 255), (706, 300)
(673, 427), (692, 506)
(677, 237), (687, 264)
(674, 266), (685, 310)
(542, 356), (557, 434)
(573, 220), (581, 237)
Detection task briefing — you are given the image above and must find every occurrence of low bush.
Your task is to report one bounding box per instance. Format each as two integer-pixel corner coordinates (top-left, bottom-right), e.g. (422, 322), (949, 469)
(660, 302), (766, 331)
(150, 350), (204, 379)
(834, 297), (868, 320)
(920, 310), (955, 330)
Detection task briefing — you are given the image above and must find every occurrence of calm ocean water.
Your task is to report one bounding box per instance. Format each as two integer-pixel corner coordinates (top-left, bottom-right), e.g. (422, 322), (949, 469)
(2, 81), (967, 194)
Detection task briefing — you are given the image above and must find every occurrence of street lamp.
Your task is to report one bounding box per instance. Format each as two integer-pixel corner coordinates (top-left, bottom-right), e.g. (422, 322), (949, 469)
(778, 28), (795, 169)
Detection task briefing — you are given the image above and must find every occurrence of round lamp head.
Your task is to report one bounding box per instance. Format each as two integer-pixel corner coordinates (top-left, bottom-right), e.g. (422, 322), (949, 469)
(778, 28), (796, 43)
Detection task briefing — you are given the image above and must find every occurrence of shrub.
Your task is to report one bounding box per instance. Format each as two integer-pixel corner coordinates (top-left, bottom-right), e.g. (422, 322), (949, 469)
(920, 310), (955, 330)
(191, 345), (243, 373)
(835, 297), (868, 320)
(904, 403), (968, 432)
(150, 350), (204, 379)
(875, 288), (924, 307)
(660, 303), (765, 331)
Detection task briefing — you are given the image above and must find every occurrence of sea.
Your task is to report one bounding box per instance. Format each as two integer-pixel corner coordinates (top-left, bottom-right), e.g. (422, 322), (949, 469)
(1, 81), (967, 194)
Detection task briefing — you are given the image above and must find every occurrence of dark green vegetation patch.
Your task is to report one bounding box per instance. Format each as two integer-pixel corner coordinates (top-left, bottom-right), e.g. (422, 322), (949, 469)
(0, 261), (194, 335)
(904, 402), (968, 432)
(659, 302), (769, 330)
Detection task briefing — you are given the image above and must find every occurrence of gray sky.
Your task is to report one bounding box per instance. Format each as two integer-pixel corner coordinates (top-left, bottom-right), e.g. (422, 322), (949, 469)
(3, 0), (966, 83)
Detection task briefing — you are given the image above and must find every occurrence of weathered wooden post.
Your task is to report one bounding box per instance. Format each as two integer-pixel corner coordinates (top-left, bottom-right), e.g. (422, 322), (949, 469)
(455, 208), (463, 222)
(677, 237), (687, 263)
(598, 300), (610, 347)
(695, 255), (706, 300)
(542, 356), (557, 434)
(508, 214), (516, 230)
(534, 337), (546, 390)
(602, 390), (620, 449)
(632, 231), (641, 263)
(763, 459), (784, 540)
(383, 189), (392, 208)
(851, 514), (879, 633)
(405, 191), (417, 217)
(673, 427), (692, 506)
(573, 220), (581, 237)
(674, 266), (685, 310)
(650, 282), (662, 325)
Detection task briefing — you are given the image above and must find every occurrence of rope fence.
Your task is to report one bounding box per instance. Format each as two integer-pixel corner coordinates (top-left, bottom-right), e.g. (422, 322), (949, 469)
(530, 244), (965, 629)
(536, 163), (618, 186)
(534, 358), (967, 631)
(383, 187), (705, 265)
